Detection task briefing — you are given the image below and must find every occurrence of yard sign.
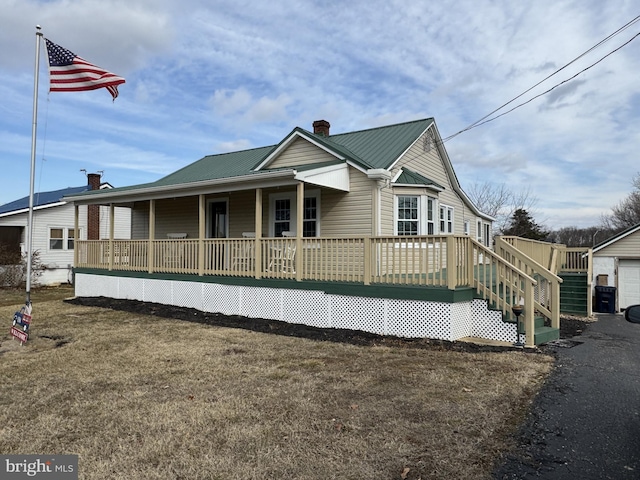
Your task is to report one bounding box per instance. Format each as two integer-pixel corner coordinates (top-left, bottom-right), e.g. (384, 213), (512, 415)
(10, 304), (32, 345)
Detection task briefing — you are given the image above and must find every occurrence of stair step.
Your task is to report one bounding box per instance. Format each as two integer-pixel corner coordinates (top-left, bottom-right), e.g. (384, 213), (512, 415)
(534, 326), (560, 345)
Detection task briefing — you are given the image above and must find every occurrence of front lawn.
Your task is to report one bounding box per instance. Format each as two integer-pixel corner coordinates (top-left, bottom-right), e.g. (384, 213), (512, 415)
(0, 293), (553, 479)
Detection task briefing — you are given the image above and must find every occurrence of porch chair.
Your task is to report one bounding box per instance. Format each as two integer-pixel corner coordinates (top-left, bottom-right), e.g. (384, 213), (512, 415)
(268, 242), (296, 274)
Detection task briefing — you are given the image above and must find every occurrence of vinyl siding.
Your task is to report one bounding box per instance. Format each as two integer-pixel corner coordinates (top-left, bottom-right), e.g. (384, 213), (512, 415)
(595, 230), (640, 258)
(228, 191), (256, 237)
(390, 131), (472, 236)
(320, 167), (373, 236)
(268, 137), (338, 169)
(154, 197), (199, 239)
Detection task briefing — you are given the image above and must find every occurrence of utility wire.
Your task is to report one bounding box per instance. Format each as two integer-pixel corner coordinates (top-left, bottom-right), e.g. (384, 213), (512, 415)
(442, 15), (640, 142)
(448, 31), (640, 133)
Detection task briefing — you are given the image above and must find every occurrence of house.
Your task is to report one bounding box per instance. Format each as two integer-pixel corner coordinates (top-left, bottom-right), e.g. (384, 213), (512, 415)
(0, 173), (131, 285)
(592, 223), (640, 311)
(64, 118), (571, 347)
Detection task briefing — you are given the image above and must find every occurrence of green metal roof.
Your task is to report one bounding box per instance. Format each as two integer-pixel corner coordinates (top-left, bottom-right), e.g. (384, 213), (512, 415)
(394, 168), (444, 190)
(65, 118), (434, 200)
(156, 145), (276, 185)
(322, 118), (433, 169)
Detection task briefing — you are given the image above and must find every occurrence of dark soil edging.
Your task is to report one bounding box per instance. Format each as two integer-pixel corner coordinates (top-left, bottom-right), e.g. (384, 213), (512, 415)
(64, 296), (586, 354)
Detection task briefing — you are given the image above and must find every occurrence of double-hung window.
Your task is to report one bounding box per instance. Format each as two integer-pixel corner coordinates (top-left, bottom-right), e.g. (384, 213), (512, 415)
(397, 196), (419, 236)
(270, 191), (320, 237)
(439, 205), (454, 234)
(395, 195), (437, 235)
(49, 227), (77, 250)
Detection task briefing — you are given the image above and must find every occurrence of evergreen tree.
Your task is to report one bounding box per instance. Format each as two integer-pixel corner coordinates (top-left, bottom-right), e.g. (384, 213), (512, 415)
(502, 208), (549, 240)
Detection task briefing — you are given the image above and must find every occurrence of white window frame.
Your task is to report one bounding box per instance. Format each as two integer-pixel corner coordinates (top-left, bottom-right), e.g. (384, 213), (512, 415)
(48, 227), (79, 251)
(477, 220), (483, 242)
(464, 220), (470, 236)
(439, 204), (454, 234)
(268, 190), (320, 237)
(393, 194), (437, 235)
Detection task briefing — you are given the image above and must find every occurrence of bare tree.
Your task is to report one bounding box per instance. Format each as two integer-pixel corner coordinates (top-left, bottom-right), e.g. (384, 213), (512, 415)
(466, 181), (539, 234)
(602, 173), (640, 231)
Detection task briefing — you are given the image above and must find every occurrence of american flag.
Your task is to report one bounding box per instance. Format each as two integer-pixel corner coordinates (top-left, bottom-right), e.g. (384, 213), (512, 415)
(44, 38), (125, 100)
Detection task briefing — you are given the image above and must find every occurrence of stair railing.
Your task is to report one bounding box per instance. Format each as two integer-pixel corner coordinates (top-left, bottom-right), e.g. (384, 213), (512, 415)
(469, 238), (538, 347)
(494, 236), (563, 331)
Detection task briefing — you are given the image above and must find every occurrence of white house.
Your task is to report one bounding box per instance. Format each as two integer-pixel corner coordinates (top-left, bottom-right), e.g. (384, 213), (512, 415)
(0, 173), (131, 285)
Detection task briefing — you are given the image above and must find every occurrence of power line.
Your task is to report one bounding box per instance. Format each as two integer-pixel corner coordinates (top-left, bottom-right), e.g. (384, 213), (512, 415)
(442, 15), (640, 143)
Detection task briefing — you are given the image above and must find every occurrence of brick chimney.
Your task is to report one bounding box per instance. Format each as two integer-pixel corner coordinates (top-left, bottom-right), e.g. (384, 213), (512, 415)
(87, 173), (101, 240)
(312, 120), (330, 137)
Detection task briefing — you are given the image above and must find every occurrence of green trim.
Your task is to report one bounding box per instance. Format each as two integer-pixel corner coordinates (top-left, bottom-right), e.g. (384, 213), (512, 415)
(73, 268), (475, 303)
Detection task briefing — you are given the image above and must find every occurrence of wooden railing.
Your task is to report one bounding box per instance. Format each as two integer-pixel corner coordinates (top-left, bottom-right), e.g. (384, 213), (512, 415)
(495, 236), (562, 332)
(76, 235), (542, 346)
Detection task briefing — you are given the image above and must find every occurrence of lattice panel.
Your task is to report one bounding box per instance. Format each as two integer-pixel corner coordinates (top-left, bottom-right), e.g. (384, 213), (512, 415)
(450, 302), (473, 340)
(172, 281), (203, 310)
(75, 274), (523, 345)
(329, 295), (386, 334)
(119, 277), (144, 301)
(240, 286), (282, 320)
(74, 274), (93, 297)
(143, 278), (173, 305)
(282, 289), (331, 328)
(387, 299), (451, 339)
(471, 299), (516, 343)
(202, 283), (241, 316)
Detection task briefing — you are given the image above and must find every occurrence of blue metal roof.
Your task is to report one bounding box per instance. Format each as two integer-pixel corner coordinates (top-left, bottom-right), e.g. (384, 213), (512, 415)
(0, 185), (89, 215)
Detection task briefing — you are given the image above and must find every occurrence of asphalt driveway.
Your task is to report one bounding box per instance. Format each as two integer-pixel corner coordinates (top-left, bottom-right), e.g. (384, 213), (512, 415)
(494, 312), (640, 479)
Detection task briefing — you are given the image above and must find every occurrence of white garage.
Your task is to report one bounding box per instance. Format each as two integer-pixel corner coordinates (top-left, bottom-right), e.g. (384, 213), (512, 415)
(592, 223), (640, 312)
(619, 260), (640, 309)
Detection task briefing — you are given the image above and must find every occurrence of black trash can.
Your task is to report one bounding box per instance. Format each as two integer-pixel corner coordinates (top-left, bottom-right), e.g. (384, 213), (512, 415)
(595, 285), (616, 313)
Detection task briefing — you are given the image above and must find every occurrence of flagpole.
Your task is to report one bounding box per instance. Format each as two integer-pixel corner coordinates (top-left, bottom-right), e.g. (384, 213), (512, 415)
(26, 25), (43, 306)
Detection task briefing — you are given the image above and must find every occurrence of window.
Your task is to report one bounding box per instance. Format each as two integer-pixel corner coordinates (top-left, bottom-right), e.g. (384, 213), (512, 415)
(484, 223), (491, 247)
(426, 197), (435, 235)
(303, 197), (317, 237)
(394, 195), (436, 235)
(274, 198), (291, 237)
(67, 228), (75, 249)
(477, 220), (483, 242)
(397, 196), (419, 236)
(464, 220), (470, 235)
(49, 228), (63, 250)
(269, 191), (320, 237)
(439, 205), (454, 234)
(49, 227), (78, 250)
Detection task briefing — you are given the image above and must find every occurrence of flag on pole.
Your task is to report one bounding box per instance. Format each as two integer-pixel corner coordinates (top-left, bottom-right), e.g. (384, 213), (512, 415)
(44, 38), (125, 100)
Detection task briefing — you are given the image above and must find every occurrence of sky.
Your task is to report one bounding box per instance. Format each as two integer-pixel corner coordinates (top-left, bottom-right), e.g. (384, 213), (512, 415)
(1, 0), (639, 229)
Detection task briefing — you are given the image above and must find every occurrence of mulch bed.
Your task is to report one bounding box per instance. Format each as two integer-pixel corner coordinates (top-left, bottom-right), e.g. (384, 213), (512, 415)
(65, 296), (593, 353)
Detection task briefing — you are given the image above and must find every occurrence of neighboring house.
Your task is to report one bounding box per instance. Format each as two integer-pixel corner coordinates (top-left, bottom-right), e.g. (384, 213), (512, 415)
(592, 223), (640, 311)
(64, 118), (564, 347)
(0, 174), (131, 285)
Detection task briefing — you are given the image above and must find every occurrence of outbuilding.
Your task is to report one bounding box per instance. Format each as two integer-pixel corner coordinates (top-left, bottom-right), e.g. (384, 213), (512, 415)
(592, 223), (640, 311)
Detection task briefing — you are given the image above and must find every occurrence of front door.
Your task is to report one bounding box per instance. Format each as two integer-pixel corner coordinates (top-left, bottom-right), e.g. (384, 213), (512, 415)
(209, 200), (228, 239)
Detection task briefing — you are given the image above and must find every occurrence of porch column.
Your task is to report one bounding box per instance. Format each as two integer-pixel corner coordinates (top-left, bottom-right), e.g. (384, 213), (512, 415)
(74, 204), (79, 267)
(148, 199), (155, 274)
(295, 182), (304, 280)
(254, 188), (262, 279)
(108, 203), (114, 271)
(198, 194), (205, 276)
(446, 235), (457, 290)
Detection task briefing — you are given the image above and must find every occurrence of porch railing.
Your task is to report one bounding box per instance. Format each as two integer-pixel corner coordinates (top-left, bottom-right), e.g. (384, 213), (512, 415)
(75, 235), (539, 346)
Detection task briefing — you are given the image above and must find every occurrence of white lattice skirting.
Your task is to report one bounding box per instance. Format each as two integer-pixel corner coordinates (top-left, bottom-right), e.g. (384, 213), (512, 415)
(75, 273), (517, 343)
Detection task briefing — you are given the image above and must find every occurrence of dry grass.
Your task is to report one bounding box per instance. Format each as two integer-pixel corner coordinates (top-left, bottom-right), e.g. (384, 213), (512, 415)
(0, 292), (553, 480)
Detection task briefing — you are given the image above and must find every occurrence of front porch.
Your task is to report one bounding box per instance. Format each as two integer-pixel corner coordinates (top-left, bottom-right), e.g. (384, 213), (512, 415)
(74, 234), (591, 347)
